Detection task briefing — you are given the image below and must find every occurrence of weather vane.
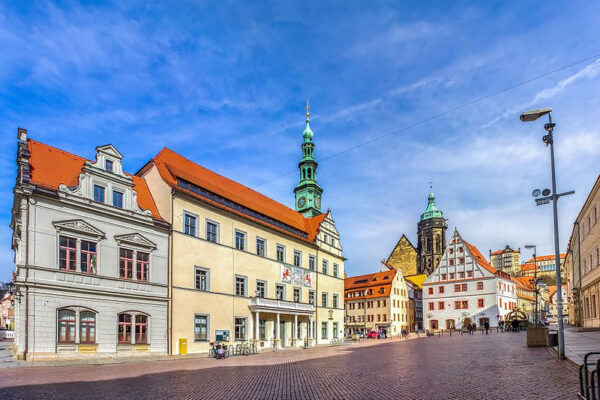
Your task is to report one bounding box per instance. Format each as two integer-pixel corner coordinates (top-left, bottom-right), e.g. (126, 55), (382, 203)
(428, 180), (433, 190)
(306, 98), (310, 118)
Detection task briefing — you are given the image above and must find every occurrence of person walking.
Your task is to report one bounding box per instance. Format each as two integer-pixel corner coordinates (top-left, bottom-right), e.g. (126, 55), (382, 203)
(499, 320), (504, 333)
(484, 320), (490, 334)
(467, 323), (472, 335)
(511, 319), (518, 333)
(472, 322), (477, 334)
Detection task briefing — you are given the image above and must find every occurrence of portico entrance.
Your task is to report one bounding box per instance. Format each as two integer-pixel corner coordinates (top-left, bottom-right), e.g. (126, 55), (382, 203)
(249, 297), (315, 350)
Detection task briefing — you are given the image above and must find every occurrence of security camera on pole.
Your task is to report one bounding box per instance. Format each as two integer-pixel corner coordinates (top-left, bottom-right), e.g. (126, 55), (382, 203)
(520, 108), (574, 359)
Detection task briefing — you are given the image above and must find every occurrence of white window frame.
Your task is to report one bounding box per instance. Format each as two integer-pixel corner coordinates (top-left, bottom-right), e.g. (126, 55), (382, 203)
(234, 229), (247, 251)
(194, 314), (210, 342)
(235, 274), (248, 297)
(205, 219), (220, 244)
(293, 250), (302, 267)
(183, 211), (199, 237)
(256, 237), (267, 257)
(276, 244), (286, 263)
(194, 267), (210, 291)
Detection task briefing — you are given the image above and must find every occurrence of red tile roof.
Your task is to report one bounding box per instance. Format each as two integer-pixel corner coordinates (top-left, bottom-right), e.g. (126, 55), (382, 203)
(144, 147), (327, 242)
(525, 254), (566, 263)
(344, 270), (397, 299)
(548, 285), (567, 303)
(464, 240), (512, 281)
(27, 139), (162, 220)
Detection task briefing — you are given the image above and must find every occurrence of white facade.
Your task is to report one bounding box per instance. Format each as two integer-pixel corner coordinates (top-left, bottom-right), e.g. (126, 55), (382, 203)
(11, 131), (170, 359)
(423, 229), (518, 330)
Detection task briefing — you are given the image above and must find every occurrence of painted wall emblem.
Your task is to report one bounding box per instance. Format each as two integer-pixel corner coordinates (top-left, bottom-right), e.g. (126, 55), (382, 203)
(281, 265), (313, 288)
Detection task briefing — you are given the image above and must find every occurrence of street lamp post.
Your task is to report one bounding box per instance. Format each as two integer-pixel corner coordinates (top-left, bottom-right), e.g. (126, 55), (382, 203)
(521, 108), (574, 360)
(525, 244), (538, 325)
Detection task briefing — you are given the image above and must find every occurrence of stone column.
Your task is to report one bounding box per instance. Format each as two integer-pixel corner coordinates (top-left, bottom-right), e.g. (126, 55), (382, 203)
(294, 314), (298, 346)
(255, 311), (260, 342)
(309, 315), (313, 340)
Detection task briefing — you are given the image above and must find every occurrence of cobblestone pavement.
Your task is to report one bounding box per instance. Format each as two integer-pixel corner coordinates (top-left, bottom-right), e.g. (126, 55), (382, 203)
(0, 332), (578, 399)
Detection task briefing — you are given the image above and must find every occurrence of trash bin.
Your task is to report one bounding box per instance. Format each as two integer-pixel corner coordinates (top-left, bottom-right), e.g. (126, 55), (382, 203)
(547, 331), (558, 347)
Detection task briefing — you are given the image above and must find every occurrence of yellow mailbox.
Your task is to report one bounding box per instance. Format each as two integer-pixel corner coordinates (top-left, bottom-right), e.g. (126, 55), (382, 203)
(179, 338), (187, 355)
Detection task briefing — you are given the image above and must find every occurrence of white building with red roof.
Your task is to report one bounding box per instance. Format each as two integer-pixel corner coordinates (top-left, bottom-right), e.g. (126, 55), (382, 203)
(10, 129), (170, 360)
(423, 229), (517, 331)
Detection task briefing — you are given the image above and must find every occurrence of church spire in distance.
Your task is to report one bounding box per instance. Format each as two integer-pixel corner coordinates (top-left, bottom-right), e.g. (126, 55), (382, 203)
(294, 100), (323, 217)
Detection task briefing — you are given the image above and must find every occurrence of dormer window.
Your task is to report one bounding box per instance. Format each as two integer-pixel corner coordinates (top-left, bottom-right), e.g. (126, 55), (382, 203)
(105, 159), (113, 172)
(93, 185), (105, 203)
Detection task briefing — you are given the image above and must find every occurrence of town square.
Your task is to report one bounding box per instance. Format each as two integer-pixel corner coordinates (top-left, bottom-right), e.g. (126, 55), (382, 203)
(1, 1), (600, 399)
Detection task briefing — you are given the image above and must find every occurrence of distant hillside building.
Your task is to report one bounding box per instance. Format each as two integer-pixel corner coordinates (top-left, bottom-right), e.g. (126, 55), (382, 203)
(490, 245), (521, 276)
(423, 229), (517, 331)
(520, 254), (566, 283)
(385, 235), (418, 277)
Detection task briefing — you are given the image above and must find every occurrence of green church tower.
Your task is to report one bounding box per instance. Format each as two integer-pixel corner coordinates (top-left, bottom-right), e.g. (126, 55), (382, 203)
(294, 101), (323, 217)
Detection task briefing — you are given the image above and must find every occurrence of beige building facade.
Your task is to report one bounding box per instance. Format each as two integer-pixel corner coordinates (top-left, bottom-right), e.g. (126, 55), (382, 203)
(344, 268), (409, 336)
(566, 174), (600, 328)
(490, 245), (521, 276)
(138, 117), (345, 354)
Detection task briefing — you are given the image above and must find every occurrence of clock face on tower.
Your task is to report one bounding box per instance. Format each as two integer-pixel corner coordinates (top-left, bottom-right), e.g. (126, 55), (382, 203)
(315, 197), (321, 209)
(298, 196), (306, 208)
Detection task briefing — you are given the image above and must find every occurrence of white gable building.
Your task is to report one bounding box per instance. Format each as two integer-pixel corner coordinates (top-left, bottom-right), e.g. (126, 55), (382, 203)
(423, 229), (517, 331)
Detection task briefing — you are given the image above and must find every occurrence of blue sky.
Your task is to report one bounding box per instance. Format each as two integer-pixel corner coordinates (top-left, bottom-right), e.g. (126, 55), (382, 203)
(1, 1), (600, 280)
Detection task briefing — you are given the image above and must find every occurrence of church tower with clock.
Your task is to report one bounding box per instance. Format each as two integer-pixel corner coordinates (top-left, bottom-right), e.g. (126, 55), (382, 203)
(294, 103), (323, 217)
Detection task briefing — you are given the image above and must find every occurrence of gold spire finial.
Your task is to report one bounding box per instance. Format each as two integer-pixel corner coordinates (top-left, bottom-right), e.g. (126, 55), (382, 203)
(305, 98), (310, 119)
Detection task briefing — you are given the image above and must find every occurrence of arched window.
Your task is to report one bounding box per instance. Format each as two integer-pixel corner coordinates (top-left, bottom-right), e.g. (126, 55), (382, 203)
(426, 237), (432, 252)
(58, 309), (76, 343)
(80, 311), (96, 344)
(436, 235), (441, 253)
(118, 313), (132, 344)
(135, 315), (148, 344)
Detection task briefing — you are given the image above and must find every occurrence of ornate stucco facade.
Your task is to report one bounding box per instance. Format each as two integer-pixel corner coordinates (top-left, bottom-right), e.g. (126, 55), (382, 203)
(10, 130), (170, 360)
(138, 112), (345, 354)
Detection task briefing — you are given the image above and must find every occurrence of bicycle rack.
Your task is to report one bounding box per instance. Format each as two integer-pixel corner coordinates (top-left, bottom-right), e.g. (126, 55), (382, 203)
(578, 352), (600, 399)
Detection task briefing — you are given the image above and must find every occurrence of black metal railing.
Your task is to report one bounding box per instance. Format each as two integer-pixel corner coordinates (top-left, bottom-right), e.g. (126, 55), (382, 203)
(578, 352), (600, 399)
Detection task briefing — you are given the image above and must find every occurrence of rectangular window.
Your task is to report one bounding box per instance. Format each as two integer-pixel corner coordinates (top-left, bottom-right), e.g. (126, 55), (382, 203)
(439, 286), (444, 294)
(450, 273), (455, 280)
(112, 191), (123, 208)
(333, 294), (339, 308)
(259, 320), (266, 340)
(308, 290), (315, 305)
(333, 322), (338, 339)
(322, 292), (328, 307)
(118, 313), (132, 344)
(462, 300), (468, 309)
(276, 244), (285, 262)
(184, 213), (197, 237)
(454, 301), (461, 309)
(428, 302), (434, 311)
(333, 263), (339, 278)
(461, 283), (467, 291)
(234, 317), (247, 340)
(276, 284), (285, 300)
(194, 315), (209, 341)
(105, 159), (113, 172)
(449, 259), (454, 266)
(454, 284), (461, 292)
(80, 240), (97, 274)
(235, 276), (247, 296)
(119, 248), (133, 279)
(438, 301), (445, 310)
(135, 315), (148, 344)
(467, 271), (473, 278)
(293, 250), (301, 267)
(235, 230), (246, 250)
(293, 287), (301, 302)
(79, 311), (96, 344)
(309, 255), (316, 271)
(477, 282), (484, 290)
(477, 298), (485, 308)
(206, 221), (219, 243)
(256, 280), (266, 298)
(59, 236), (77, 271)
(256, 238), (266, 256)
(459, 272), (465, 278)
(136, 251), (149, 281)
(322, 260), (328, 275)
(93, 185), (105, 203)
(428, 287), (434, 295)
(195, 268), (209, 291)
(321, 322), (328, 339)
(459, 258), (465, 265)
(441, 273), (447, 280)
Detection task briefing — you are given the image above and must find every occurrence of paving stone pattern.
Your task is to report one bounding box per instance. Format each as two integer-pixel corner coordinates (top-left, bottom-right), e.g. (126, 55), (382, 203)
(0, 332), (579, 399)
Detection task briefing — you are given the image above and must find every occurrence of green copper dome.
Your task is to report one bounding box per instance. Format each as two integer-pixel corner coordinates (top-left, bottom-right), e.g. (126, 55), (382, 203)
(420, 191), (444, 221)
(302, 116), (314, 143)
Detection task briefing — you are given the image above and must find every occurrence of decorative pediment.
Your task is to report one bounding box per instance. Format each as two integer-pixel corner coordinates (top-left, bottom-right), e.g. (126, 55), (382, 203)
(96, 144), (123, 159)
(114, 233), (156, 250)
(53, 219), (105, 239)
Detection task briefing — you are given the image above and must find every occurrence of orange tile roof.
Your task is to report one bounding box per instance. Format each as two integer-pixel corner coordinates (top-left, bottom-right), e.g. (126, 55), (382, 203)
(464, 240), (513, 281)
(27, 139), (162, 220)
(144, 147), (327, 242)
(344, 270), (397, 299)
(525, 254), (566, 263)
(490, 249), (519, 255)
(548, 285), (567, 303)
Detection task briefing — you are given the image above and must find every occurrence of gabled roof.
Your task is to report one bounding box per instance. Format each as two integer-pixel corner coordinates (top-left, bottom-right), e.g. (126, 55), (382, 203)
(26, 139), (162, 220)
(386, 234), (416, 262)
(548, 285), (567, 303)
(142, 147), (327, 242)
(344, 269), (397, 296)
(464, 239), (512, 281)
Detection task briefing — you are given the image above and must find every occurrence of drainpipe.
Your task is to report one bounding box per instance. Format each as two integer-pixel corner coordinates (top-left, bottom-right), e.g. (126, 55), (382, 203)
(24, 198), (30, 360)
